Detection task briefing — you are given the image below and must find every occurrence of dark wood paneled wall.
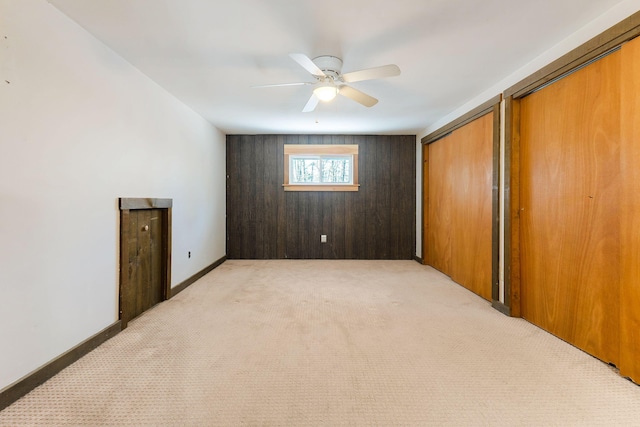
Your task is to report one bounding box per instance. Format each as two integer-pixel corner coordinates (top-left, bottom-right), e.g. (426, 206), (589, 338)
(226, 134), (416, 259)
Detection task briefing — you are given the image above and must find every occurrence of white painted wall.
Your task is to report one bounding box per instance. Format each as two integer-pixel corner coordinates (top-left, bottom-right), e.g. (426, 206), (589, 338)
(415, 0), (640, 262)
(0, 0), (226, 390)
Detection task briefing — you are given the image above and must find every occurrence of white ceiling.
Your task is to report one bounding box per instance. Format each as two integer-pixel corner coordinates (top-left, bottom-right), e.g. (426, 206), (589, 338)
(49, 0), (624, 135)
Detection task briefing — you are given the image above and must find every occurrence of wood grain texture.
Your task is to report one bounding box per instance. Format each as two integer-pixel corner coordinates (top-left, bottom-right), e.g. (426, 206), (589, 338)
(491, 103), (501, 302)
(124, 210), (138, 327)
(226, 134), (415, 259)
(375, 136), (392, 259)
(284, 144), (358, 154)
(254, 136), (265, 259)
(519, 51), (621, 365)
(119, 199), (171, 329)
(225, 134), (240, 259)
(264, 135), (278, 258)
(450, 113), (493, 301)
(149, 211), (163, 308)
(421, 143), (429, 264)
(125, 209), (164, 323)
(363, 136), (378, 259)
(119, 209), (131, 326)
(163, 208), (171, 300)
(426, 134), (453, 275)
(505, 96), (522, 317)
(620, 35), (640, 382)
(136, 210), (151, 317)
(426, 113), (493, 300)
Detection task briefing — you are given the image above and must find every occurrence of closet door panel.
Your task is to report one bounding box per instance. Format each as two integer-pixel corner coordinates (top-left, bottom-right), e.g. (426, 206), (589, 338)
(520, 51), (621, 365)
(620, 36), (640, 382)
(427, 135), (454, 275)
(450, 113), (494, 301)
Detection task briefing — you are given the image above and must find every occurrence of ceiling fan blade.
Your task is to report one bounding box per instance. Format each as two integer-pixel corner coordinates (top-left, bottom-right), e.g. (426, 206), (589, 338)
(302, 94), (320, 113)
(290, 53), (326, 77)
(341, 64), (401, 83)
(252, 82), (312, 88)
(338, 85), (378, 107)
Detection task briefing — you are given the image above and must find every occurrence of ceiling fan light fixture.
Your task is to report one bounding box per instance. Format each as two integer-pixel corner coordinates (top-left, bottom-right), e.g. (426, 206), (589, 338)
(262, 53), (399, 112)
(313, 83), (338, 102)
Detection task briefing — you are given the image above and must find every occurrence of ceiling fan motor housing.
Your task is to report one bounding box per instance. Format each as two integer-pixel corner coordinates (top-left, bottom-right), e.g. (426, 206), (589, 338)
(313, 55), (343, 79)
(280, 52), (396, 111)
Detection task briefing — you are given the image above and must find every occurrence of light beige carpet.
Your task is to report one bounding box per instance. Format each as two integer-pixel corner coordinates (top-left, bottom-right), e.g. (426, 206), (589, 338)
(1, 260), (639, 426)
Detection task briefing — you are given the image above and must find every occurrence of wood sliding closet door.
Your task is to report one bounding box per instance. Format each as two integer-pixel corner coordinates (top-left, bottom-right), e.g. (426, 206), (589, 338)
(449, 114), (493, 299)
(620, 35), (640, 383)
(426, 133), (453, 275)
(519, 50), (621, 365)
(427, 113), (493, 301)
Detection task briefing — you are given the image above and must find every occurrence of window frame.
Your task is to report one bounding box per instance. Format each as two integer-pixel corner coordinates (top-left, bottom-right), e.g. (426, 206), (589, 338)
(289, 154), (354, 185)
(283, 144), (359, 192)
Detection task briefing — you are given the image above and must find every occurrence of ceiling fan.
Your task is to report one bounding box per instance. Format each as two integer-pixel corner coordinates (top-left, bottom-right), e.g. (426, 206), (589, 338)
(255, 53), (401, 112)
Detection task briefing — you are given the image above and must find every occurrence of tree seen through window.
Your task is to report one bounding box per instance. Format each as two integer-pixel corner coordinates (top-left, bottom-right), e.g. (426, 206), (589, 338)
(291, 156), (351, 184)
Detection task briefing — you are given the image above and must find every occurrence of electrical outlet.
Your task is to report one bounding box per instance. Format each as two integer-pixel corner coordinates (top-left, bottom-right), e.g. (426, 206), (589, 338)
(321, 235), (327, 243)
(188, 251), (191, 258)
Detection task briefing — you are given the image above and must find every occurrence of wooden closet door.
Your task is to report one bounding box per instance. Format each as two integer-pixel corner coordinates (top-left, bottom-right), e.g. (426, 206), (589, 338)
(426, 113), (493, 300)
(123, 208), (164, 325)
(520, 51), (621, 365)
(620, 35), (640, 383)
(450, 113), (493, 301)
(427, 134), (454, 276)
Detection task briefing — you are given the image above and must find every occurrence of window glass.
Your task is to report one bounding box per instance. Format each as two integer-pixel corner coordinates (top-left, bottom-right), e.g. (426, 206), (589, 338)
(290, 156), (352, 184)
(283, 144), (359, 192)
(322, 158), (351, 183)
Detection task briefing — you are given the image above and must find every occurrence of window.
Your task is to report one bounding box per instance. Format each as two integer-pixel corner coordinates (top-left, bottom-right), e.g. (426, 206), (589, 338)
(290, 156), (352, 184)
(283, 144), (359, 191)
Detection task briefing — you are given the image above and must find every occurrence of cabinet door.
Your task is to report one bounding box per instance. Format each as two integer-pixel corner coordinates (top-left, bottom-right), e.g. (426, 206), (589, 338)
(123, 209), (164, 325)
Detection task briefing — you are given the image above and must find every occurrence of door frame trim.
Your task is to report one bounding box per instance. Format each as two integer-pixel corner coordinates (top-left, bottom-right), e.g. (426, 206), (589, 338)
(118, 197), (172, 328)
